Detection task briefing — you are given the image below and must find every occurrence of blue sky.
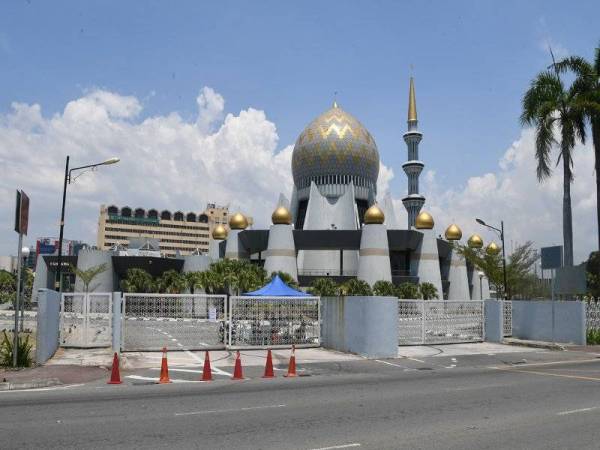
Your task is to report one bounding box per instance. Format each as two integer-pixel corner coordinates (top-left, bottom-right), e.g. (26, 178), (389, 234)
(0, 1), (598, 261)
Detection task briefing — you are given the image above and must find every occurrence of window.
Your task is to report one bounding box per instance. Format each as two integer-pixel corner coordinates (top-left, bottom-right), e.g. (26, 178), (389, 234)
(174, 211), (184, 221)
(161, 210), (172, 220)
(186, 212), (196, 222)
(134, 208), (145, 218)
(198, 214), (208, 223)
(107, 205), (118, 215)
(121, 207), (132, 217)
(148, 209), (158, 219)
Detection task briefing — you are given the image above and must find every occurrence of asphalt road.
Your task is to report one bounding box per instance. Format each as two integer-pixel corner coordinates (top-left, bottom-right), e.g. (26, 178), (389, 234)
(2, 351), (600, 449)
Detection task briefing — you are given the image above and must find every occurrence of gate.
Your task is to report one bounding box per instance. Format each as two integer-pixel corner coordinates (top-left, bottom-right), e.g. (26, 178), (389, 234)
(503, 300), (513, 337)
(122, 294), (226, 351)
(60, 293), (112, 347)
(228, 296), (320, 349)
(398, 300), (484, 345)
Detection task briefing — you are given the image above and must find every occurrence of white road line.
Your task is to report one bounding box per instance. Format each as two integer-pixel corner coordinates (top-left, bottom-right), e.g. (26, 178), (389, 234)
(308, 443), (361, 450)
(125, 375), (204, 383)
(375, 359), (412, 369)
(557, 407), (598, 416)
(0, 383), (85, 394)
(184, 350), (233, 377)
(406, 357), (425, 363)
(489, 358), (600, 370)
(175, 404), (286, 416)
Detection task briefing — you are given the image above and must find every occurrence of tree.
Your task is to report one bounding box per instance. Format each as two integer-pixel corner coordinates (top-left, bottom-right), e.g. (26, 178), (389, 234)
(121, 268), (155, 293)
(69, 263), (107, 293)
(587, 251), (600, 298)
(308, 278), (338, 297)
(0, 270), (16, 304)
(155, 270), (187, 294)
(185, 271), (203, 294)
(372, 280), (396, 297)
(339, 279), (372, 296)
(554, 45), (600, 250)
(419, 282), (439, 300)
(521, 58), (587, 267)
(396, 282), (421, 299)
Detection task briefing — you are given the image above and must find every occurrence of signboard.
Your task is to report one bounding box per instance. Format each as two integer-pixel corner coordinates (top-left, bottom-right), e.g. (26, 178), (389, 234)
(554, 265), (587, 295)
(541, 246), (563, 270)
(14, 190), (29, 235)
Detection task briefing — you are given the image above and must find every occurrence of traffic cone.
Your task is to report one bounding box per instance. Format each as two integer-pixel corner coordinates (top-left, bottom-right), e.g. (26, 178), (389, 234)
(202, 351), (213, 382)
(262, 349), (275, 378)
(232, 351), (244, 380)
(107, 352), (122, 384)
(284, 345), (297, 378)
(159, 347), (171, 384)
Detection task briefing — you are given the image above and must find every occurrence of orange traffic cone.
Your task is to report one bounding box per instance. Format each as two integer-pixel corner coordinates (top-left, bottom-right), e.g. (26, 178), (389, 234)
(232, 351), (244, 380)
(284, 345), (297, 378)
(159, 347), (171, 384)
(262, 349), (275, 378)
(107, 352), (122, 384)
(202, 351), (212, 382)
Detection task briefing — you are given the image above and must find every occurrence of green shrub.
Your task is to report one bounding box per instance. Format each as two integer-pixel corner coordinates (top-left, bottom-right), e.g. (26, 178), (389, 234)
(419, 282), (439, 300)
(340, 279), (373, 296)
(0, 330), (33, 367)
(372, 280), (396, 296)
(396, 282), (421, 299)
(587, 328), (600, 345)
(309, 278), (339, 297)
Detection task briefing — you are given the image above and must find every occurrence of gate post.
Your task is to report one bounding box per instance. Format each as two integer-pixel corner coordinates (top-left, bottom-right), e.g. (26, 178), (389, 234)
(112, 292), (122, 353)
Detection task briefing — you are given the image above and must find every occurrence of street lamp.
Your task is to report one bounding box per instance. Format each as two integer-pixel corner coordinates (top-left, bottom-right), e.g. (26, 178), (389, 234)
(476, 217), (508, 300)
(55, 156), (120, 292)
(478, 270), (484, 300)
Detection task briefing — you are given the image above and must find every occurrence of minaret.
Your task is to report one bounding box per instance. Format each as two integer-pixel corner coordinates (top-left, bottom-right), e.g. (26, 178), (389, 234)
(402, 77), (426, 228)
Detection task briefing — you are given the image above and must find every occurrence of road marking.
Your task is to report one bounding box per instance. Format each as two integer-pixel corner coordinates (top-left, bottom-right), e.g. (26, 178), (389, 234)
(375, 359), (412, 369)
(0, 383), (85, 394)
(498, 368), (600, 382)
(175, 404), (286, 416)
(557, 407), (598, 416)
(489, 358), (600, 370)
(125, 375), (204, 383)
(183, 350), (233, 377)
(308, 443), (361, 450)
(406, 357), (425, 363)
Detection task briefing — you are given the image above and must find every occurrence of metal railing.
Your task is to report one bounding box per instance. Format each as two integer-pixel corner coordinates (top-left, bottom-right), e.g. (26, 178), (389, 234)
(122, 293), (227, 351)
(228, 296), (320, 349)
(398, 300), (484, 345)
(297, 269), (358, 277)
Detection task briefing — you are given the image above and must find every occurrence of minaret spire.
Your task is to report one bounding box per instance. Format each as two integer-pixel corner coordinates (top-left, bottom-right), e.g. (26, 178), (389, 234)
(402, 77), (426, 228)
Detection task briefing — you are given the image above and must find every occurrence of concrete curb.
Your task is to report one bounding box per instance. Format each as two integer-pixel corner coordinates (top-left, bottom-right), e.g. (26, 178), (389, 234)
(504, 338), (564, 351)
(0, 378), (61, 391)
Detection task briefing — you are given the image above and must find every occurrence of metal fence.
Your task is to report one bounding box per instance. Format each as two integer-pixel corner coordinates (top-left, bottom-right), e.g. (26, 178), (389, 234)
(586, 301), (600, 330)
(122, 294), (227, 351)
(228, 296), (320, 348)
(60, 293), (112, 347)
(398, 300), (484, 345)
(503, 300), (513, 337)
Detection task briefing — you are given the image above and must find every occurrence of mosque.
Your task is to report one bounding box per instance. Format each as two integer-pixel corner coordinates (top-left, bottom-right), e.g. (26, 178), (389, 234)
(215, 78), (496, 300)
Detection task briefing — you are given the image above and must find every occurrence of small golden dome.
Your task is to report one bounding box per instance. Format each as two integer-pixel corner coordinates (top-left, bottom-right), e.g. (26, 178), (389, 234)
(212, 224), (228, 240)
(415, 211), (434, 229)
(228, 212), (248, 230)
(486, 242), (501, 255)
(364, 204), (385, 224)
(467, 234), (484, 249)
(444, 224), (462, 241)
(272, 206), (292, 225)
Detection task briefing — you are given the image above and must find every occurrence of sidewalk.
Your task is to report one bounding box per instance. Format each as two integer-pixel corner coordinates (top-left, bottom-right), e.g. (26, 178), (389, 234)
(0, 365), (107, 390)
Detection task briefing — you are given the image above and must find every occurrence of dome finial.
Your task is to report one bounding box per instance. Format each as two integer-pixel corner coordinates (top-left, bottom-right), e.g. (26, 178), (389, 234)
(408, 77), (417, 122)
(333, 90), (338, 109)
(364, 204), (385, 224)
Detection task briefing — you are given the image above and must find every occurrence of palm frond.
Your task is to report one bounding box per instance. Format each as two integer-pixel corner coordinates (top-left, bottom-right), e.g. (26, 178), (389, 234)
(535, 117), (554, 180)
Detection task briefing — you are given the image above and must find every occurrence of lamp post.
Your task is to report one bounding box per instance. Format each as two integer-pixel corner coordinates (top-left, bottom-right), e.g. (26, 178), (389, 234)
(55, 156), (120, 292)
(476, 218), (508, 300)
(478, 270), (484, 300)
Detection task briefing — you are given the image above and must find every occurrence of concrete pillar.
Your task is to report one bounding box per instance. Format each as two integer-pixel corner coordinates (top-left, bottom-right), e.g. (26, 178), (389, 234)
(484, 300), (503, 343)
(224, 229), (249, 260)
(357, 224), (391, 286)
(482, 276), (491, 299)
(447, 249), (470, 300)
(264, 224), (297, 280)
(208, 239), (222, 261)
(36, 289), (60, 364)
(182, 254), (212, 273)
(31, 253), (49, 304)
(74, 249), (115, 292)
(411, 228), (443, 297)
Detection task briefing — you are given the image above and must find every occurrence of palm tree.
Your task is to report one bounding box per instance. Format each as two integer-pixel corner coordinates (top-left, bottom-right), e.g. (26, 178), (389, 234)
(554, 44), (600, 250)
(69, 263), (107, 293)
(521, 61), (587, 266)
(121, 268), (154, 293)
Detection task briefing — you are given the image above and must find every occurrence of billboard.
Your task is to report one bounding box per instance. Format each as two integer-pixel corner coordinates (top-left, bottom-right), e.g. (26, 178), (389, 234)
(541, 246), (563, 270)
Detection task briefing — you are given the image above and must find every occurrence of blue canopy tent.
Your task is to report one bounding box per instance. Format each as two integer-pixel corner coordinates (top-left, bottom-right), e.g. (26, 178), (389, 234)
(243, 275), (311, 297)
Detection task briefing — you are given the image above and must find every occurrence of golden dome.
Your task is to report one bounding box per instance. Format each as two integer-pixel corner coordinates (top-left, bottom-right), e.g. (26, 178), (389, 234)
(364, 204), (385, 224)
(486, 242), (501, 255)
(228, 212), (248, 230)
(444, 224), (462, 241)
(212, 224), (228, 240)
(415, 211), (434, 229)
(467, 234), (484, 249)
(272, 206), (292, 225)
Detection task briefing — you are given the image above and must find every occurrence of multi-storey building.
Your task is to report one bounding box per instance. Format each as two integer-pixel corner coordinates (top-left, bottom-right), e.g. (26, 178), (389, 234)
(97, 204), (237, 257)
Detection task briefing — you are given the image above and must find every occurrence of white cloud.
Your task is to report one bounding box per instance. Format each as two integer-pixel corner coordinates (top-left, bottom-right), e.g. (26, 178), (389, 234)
(0, 87), (293, 254)
(376, 161), (394, 198)
(419, 128), (596, 264)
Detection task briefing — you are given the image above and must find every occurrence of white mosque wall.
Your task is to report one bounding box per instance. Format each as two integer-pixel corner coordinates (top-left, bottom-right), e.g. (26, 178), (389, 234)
(224, 230), (249, 260)
(357, 224), (391, 286)
(264, 224), (298, 279)
(410, 228), (443, 298)
(446, 249), (471, 300)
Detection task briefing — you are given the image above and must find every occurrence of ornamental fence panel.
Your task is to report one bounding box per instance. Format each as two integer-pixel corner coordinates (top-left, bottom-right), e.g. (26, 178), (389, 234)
(228, 296), (320, 349)
(122, 294), (227, 351)
(503, 300), (513, 337)
(398, 300), (484, 345)
(586, 301), (600, 331)
(60, 292), (112, 347)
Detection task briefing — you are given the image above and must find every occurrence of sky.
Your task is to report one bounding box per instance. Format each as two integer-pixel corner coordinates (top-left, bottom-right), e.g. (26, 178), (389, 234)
(0, 0), (598, 264)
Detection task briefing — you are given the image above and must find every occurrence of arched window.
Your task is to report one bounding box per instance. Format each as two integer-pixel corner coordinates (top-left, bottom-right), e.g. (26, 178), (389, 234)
(107, 205), (118, 215)
(186, 212), (196, 222)
(174, 211), (184, 221)
(198, 214), (208, 223)
(148, 209), (158, 219)
(121, 207), (132, 217)
(161, 210), (172, 220)
(134, 208), (145, 218)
